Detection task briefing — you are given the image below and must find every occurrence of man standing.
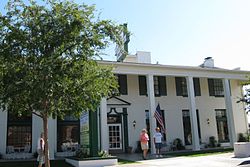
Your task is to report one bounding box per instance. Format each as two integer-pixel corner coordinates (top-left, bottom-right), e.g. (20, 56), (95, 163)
(153, 127), (163, 157)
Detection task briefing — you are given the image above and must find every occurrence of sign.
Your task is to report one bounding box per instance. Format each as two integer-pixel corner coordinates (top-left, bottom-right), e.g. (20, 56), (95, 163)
(80, 111), (90, 154)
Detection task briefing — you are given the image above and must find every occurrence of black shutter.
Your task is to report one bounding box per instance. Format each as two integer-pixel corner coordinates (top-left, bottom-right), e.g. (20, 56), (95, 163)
(139, 76), (147, 96)
(118, 75), (127, 95)
(193, 78), (201, 96)
(158, 76), (167, 96)
(208, 79), (215, 96)
(175, 77), (182, 96)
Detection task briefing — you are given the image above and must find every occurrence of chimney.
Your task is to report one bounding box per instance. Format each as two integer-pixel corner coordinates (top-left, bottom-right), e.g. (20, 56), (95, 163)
(202, 57), (214, 68)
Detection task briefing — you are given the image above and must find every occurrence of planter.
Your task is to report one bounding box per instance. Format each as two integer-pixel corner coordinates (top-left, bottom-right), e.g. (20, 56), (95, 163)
(234, 142), (250, 158)
(65, 156), (118, 167)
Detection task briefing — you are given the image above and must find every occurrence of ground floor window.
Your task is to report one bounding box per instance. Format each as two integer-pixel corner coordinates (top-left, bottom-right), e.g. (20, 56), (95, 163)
(7, 113), (32, 153)
(215, 109), (229, 142)
(57, 117), (80, 152)
(182, 110), (201, 145)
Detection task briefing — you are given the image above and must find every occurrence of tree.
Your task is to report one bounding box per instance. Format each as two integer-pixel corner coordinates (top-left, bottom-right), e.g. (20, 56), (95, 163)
(0, 0), (128, 167)
(237, 78), (250, 112)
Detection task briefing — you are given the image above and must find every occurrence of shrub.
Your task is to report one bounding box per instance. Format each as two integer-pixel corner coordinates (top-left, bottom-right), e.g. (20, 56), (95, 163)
(173, 138), (185, 150)
(75, 148), (90, 158)
(238, 133), (248, 142)
(98, 150), (110, 158)
(208, 136), (220, 148)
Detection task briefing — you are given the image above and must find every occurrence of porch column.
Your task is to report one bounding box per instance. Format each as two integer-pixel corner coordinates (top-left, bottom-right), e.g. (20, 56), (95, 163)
(100, 98), (109, 152)
(146, 74), (156, 154)
(186, 76), (200, 150)
(223, 79), (236, 146)
(0, 111), (7, 155)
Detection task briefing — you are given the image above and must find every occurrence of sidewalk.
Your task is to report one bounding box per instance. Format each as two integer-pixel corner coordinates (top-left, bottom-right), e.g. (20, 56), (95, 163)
(113, 152), (250, 167)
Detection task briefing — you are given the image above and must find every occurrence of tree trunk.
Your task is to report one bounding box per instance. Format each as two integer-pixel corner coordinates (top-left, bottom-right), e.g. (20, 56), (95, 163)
(43, 114), (51, 167)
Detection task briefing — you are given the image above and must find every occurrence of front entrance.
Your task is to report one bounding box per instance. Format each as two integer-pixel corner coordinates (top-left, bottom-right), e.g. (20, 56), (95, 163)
(108, 124), (122, 150)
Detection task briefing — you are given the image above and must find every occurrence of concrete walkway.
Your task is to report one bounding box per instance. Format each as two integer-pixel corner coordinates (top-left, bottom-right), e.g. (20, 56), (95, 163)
(113, 152), (250, 167)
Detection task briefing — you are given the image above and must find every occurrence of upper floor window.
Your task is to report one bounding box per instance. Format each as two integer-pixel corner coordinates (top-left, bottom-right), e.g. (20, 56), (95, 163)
(154, 76), (167, 96)
(139, 75), (147, 96)
(175, 77), (201, 97)
(138, 75), (167, 96)
(208, 79), (224, 97)
(116, 74), (127, 95)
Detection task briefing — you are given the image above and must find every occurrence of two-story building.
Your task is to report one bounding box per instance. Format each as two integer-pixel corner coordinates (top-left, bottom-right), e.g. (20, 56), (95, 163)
(0, 51), (249, 159)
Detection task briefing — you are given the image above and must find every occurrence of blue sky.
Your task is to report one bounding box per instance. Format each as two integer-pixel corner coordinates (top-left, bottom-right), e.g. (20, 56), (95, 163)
(1, 0), (250, 70)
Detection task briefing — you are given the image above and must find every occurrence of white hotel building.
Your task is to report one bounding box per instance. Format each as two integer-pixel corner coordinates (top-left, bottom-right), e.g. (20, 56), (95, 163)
(0, 51), (249, 159)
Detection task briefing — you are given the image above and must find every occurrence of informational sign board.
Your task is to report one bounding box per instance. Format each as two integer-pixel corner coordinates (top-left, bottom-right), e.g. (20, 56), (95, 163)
(80, 111), (90, 154)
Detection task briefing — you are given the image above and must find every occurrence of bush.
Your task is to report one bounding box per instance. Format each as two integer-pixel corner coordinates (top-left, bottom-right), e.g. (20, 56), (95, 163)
(173, 138), (185, 150)
(75, 148), (90, 158)
(208, 136), (220, 148)
(98, 150), (110, 158)
(238, 133), (248, 142)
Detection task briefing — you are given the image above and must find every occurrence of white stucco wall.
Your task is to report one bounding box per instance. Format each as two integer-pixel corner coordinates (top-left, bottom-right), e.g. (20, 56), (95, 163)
(118, 75), (248, 149)
(32, 114), (56, 159)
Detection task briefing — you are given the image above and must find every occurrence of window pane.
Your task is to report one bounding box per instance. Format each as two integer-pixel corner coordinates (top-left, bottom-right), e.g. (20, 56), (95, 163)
(118, 75), (128, 95)
(215, 109), (229, 142)
(7, 113), (32, 153)
(57, 118), (80, 152)
(194, 78), (201, 96)
(154, 76), (160, 96)
(139, 76), (147, 96)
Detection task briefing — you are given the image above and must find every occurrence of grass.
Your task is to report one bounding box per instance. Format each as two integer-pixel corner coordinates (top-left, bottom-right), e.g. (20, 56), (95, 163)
(165, 148), (234, 157)
(118, 158), (138, 165)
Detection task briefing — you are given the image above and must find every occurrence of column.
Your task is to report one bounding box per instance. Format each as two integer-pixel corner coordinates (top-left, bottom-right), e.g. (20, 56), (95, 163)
(0, 111), (7, 155)
(146, 74), (156, 154)
(223, 79), (236, 146)
(100, 98), (109, 152)
(186, 76), (200, 150)
(122, 108), (129, 153)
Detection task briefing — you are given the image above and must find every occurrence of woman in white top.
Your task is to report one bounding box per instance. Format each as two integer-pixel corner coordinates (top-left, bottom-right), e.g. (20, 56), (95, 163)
(37, 132), (45, 167)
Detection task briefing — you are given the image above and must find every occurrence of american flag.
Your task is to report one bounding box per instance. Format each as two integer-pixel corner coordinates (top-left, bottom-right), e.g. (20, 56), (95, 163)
(154, 104), (165, 132)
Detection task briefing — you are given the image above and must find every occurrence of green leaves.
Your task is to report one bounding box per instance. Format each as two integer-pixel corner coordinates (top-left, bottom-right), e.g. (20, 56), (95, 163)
(0, 0), (124, 118)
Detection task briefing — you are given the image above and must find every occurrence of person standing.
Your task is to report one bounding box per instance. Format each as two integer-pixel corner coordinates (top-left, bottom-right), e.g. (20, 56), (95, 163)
(153, 127), (163, 157)
(140, 128), (149, 160)
(37, 132), (45, 167)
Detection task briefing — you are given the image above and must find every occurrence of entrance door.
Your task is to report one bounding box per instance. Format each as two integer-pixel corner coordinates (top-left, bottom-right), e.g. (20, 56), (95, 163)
(108, 124), (122, 150)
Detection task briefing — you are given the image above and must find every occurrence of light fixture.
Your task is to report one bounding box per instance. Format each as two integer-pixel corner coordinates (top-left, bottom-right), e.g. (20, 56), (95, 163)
(207, 118), (210, 125)
(133, 120), (136, 128)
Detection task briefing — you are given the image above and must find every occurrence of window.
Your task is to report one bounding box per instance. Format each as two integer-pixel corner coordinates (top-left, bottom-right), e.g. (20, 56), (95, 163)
(176, 77), (201, 97)
(176, 77), (187, 96)
(139, 75), (167, 96)
(208, 79), (224, 97)
(117, 74), (128, 95)
(182, 110), (201, 145)
(215, 109), (229, 142)
(193, 78), (201, 96)
(7, 113), (32, 153)
(139, 75), (147, 96)
(57, 115), (80, 152)
(154, 76), (167, 96)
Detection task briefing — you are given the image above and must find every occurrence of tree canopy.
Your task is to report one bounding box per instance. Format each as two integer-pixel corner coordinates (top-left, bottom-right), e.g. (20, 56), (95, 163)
(0, 0), (128, 166)
(0, 0), (127, 118)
